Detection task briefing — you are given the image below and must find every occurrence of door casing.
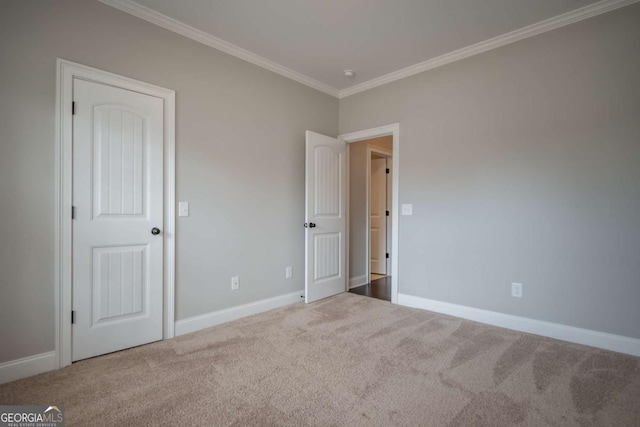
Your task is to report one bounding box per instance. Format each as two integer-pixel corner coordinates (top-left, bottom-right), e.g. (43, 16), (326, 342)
(340, 124), (400, 304)
(55, 59), (176, 368)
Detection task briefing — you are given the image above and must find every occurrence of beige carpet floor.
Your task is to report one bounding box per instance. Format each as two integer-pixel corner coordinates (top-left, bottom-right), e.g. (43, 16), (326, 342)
(1, 293), (639, 426)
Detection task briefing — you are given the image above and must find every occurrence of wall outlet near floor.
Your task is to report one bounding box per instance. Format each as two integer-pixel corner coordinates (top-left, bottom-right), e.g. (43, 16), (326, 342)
(285, 266), (293, 279)
(231, 276), (240, 290)
(512, 282), (523, 298)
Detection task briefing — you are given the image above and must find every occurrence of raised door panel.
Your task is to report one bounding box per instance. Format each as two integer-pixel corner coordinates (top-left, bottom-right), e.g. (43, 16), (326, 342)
(314, 146), (342, 218)
(313, 232), (341, 282)
(93, 106), (146, 218)
(92, 245), (147, 325)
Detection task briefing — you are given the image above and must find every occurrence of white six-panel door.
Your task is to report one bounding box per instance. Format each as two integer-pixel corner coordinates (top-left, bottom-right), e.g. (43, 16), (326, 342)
(304, 131), (346, 303)
(370, 157), (387, 275)
(72, 78), (164, 361)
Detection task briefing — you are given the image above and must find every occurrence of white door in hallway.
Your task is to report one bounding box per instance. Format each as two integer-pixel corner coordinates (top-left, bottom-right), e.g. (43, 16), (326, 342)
(370, 157), (387, 275)
(304, 131), (346, 303)
(72, 78), (164, 361)
(386, 161), (393, 274)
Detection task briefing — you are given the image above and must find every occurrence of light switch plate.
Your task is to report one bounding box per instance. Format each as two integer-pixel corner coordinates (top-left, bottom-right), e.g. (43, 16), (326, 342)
(401, 204), (413, 215)
(178, 201), (189, 217)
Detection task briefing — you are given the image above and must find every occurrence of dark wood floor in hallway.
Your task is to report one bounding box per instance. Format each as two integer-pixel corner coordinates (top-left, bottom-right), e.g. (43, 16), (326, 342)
(349, 276), (391, 301)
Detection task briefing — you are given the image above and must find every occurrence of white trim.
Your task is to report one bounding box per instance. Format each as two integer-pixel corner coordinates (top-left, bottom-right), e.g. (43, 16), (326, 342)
(98, 0), (339, 98)
(398, 293), (640, 357)
(55, 59), (176, 368)
(0, 352), (57, 385)
(99, 0), (638, 99)
(349, 275), (368, 289)
(344, 144), (351, 293)
(339, 0), (640, 98)
(365, 145), (392, 281)
(175, 291), (304, 336)
(340, 124), (400, 304)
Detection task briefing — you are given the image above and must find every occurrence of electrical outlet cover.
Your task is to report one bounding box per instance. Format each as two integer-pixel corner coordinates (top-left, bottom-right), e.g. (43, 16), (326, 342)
(512, 282), (523, 298)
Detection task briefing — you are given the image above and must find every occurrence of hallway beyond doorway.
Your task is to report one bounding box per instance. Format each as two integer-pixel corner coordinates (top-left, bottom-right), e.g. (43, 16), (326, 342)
(349, 276), (391, 301)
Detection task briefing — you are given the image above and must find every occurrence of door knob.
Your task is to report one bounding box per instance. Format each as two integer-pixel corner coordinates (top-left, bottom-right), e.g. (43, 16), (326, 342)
(304, 222), (316, 228)
(151, 227), (161, 235)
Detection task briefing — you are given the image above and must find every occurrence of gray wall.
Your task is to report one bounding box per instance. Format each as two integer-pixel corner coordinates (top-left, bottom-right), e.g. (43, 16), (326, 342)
(340, 4), (640, 339)
(349, 137), (393, 281)
(2, 0), (638, 365)
(0, 0), (337, 363)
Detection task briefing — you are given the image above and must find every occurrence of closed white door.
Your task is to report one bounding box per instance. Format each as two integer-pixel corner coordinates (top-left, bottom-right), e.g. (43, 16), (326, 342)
(72, 78), (164, 361)
(370, 158), (387, 275)
(304, 131), (346, 303)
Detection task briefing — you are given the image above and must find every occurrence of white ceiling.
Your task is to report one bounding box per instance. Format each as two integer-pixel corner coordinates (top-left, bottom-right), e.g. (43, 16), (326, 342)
(105, 0), (629, 96)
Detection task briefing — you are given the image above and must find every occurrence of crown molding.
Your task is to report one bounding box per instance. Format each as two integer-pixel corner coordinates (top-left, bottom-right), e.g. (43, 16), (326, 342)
(99, 0), (638, 100)
(338, 0), (640, 98)
(98, 0), (340, 97)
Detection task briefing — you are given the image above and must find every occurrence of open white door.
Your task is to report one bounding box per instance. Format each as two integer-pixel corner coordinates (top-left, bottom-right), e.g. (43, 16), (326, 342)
(304, 131), (347, 303)
(370, 157), (387, 275)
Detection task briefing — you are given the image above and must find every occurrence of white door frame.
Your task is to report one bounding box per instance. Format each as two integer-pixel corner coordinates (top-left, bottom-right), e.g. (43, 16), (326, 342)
(55, 59), (176, 367)
(366, 146), (392, 279)
(340, 123), (399, 304)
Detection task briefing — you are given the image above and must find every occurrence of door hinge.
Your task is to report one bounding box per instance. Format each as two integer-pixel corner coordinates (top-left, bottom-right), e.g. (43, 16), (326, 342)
(386, 168), (390, 174)
(386, 253), (389, 259)
(386, 210), (390, 216)
(71, 206), (76, 219)
(72, 101), (76, 115)
(71, 311), (76, 324)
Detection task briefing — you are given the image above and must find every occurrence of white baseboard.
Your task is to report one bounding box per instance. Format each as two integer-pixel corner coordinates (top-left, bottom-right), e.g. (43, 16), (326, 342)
(349, 275), (368, 289)
(0, 351), (57, 385)
(175, 290), (304, 336)
(397, 293), (640, 357)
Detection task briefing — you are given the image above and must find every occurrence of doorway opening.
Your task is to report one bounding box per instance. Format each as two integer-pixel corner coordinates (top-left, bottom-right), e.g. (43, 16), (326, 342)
(347, 136), (393, 302)
(303, 124), (398, 304)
